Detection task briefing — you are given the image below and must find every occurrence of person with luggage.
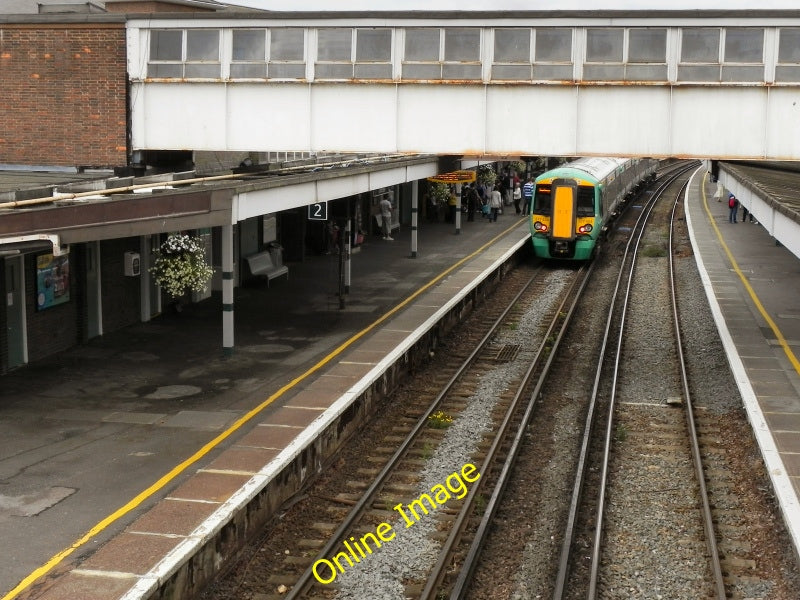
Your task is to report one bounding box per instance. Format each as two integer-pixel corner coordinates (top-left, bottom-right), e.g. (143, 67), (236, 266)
(728, 193), (738, 223)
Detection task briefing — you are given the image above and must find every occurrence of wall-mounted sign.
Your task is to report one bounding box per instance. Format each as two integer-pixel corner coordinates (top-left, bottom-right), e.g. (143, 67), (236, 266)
(36, 253), (70, 310)
(427, 170), (477, 184)
(308, 202), (328, 220)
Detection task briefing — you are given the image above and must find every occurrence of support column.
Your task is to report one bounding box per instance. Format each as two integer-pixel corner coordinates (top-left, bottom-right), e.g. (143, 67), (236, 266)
(411, 181), (419, 258)
(139, 235), (151, 322)
(454, 184), (462, 235)
(222, 223), (234, 357)
(345, 218), (351, 292)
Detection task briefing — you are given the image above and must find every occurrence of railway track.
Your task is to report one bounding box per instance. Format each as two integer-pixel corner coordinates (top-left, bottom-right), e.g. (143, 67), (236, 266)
(282, 263), (591, 599)
(454, 164), (800, 600)
(202, 164), (800, 600)
(202, 262), (587, 600)
(551, 163), (737, 599)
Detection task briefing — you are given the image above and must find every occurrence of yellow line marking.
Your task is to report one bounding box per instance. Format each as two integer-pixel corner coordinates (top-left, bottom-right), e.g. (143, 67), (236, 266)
(2, 222), (526, 600)
(700, 172), (800, 376)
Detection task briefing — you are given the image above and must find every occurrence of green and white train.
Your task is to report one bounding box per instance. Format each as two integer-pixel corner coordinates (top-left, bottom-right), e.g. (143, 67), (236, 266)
(530, 157), (658, 260)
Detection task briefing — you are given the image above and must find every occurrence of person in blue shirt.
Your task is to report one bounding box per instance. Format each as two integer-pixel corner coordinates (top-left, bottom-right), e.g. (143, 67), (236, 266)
(522, 178), (534, 216)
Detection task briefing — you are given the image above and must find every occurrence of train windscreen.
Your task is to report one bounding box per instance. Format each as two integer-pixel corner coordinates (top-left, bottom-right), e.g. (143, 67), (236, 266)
(533, 185), (551, 212)
(577, 185), (595, 216)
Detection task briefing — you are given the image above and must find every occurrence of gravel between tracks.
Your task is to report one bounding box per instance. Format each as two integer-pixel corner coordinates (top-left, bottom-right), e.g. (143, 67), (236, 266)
(469, 188), (800, 600)
(203, 190), (800, 600)
(332, 270), (572, 600)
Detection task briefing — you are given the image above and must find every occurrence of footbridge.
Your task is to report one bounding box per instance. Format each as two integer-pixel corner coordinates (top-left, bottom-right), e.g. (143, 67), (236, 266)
(128, 9), (800, 160)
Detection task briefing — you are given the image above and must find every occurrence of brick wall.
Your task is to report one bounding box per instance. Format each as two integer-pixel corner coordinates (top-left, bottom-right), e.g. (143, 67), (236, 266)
(0, 23), (128, 169)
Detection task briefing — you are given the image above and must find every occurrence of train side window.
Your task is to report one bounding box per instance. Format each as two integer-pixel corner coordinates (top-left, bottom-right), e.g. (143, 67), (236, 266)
(576, 186), (595, 216)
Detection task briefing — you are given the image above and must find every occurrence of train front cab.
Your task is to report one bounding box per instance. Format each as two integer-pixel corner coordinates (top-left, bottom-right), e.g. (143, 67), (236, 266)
(531, 178), (598, 260)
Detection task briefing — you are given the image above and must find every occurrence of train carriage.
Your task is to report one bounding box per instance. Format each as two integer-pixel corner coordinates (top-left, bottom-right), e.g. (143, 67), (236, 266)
(530, 157), (657, 260)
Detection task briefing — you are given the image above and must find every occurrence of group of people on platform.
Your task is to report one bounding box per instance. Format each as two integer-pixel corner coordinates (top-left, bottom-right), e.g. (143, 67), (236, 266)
(427, 167), (537, 224)
(714, 178), (756, 224)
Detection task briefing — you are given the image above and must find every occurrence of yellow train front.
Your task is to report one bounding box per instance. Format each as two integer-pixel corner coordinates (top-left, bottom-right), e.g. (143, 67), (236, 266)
(529, 157), (657, 260)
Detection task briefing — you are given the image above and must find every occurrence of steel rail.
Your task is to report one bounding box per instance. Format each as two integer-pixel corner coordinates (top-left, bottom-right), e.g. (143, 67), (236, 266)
(552, 163), (698, 600)
(670, 173), (727, 599)
(442, 261), (594, 600)
(586, 167), (667, 599)
(586, 163), (702, 599)
(285, 267), (542, 599)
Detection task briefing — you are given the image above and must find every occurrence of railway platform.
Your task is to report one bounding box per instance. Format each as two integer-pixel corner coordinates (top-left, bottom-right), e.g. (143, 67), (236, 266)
(0, 213), (531, 600)
(686, 168), (800, 561)
(5, 164), (800, 600)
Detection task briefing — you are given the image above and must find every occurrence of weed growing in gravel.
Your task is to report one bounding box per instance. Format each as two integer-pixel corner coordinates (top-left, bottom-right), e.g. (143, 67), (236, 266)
(615, 423), (628, 442)
(427, 410), (454, 429)
(641, 244), (667, 257)
(421, 441), (435, 459)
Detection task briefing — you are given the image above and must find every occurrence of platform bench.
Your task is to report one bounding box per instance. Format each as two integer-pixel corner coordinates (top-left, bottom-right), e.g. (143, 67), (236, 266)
(244, 251), (289, 286)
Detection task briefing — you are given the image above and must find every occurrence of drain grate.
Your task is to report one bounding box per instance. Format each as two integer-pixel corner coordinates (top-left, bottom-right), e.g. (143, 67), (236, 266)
(491, 344), (520, 363)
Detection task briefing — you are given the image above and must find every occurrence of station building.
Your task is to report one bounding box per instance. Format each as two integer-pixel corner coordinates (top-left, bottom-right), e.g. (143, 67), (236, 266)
(0, 1), (492, 375)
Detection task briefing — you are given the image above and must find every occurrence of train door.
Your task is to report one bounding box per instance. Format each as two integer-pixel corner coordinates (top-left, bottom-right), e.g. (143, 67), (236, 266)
(550, 179), (577, 241)
(5, 255), (27, 369)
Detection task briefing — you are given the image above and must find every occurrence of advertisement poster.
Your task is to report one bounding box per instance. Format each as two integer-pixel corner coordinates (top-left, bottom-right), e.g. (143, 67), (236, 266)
(36, 253), (70, 310)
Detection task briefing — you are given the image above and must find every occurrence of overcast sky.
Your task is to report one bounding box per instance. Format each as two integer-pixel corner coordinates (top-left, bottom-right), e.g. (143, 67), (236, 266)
(225, 0), (798, 10)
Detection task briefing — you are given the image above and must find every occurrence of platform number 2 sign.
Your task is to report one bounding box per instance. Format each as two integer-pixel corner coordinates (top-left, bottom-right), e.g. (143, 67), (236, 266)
(308, 202), (328, 221)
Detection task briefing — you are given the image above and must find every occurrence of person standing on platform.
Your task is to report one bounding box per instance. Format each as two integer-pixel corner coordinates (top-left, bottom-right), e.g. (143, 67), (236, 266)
(467, 183), (479, 222)
(522, 178), (534, 216)
(728, 193), (738, 223)
(713, 179), (724, 202)
(447, 190), (458, 224)
(741, 202), (754, 223)
(513, 182), (522, 214)
(380, 194), (394, 240)
(489, 186), (503, 222)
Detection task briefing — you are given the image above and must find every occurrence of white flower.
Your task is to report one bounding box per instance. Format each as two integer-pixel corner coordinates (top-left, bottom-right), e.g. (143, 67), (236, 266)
(149, 234), (213, 299)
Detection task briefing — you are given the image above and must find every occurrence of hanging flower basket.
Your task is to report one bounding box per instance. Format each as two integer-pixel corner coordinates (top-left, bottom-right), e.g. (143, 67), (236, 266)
(150, 234), (213, 299)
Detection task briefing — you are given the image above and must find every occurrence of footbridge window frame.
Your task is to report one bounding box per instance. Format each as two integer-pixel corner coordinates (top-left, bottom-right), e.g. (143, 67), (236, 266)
(134, 22), (798, 87)
(314, 27), (394, 80)
(230, 27), (306, 80)
(776, 27), (800, 82)
(401, 27), (483, 81)
(678, 26), (767, 83)
(583, 27), (668, 82)
(491, 27), (574, 82)
(148, 28), (221, 79)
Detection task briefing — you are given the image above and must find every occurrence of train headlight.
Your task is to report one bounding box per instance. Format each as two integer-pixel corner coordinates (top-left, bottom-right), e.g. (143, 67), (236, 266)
(578, 224), (593, 234)
(534, 221), (548, 233)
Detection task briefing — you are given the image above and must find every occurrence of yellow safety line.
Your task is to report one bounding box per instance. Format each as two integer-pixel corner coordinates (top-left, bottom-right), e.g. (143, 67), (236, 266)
(2, 221), (525, 600)
(700, 172), (800, 375)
